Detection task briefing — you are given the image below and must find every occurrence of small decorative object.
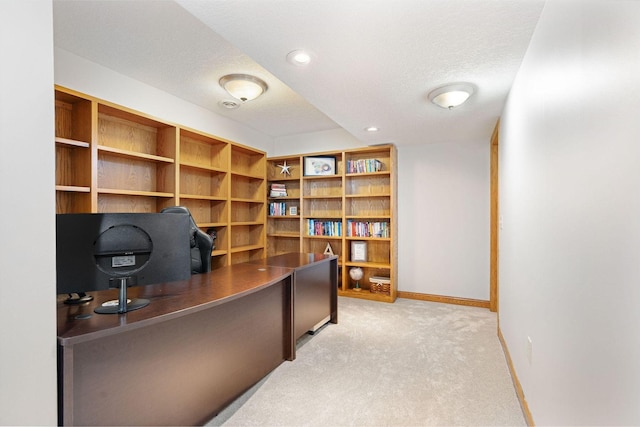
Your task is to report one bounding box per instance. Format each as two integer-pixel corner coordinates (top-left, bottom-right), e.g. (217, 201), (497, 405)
(277, 161), (291, 176)
(350, 241), (367, 262)
(304, 156), (336, 176)
(349, 267), (364, 291)
(289, 206), (297, 216)
(323, 242), (334, 256)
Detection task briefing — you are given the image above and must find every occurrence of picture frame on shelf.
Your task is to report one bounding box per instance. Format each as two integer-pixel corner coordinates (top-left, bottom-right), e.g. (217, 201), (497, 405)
(289, 206), (298, 216)
(304, 156), (336, 176)
(350, 240), (367, 262)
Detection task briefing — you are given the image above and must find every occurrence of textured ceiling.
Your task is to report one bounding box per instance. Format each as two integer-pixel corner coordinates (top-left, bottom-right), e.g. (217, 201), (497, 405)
(53, 0), (545, 147)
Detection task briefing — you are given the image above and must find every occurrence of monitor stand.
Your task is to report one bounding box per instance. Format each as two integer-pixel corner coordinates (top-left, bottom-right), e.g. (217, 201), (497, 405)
(94, 277), (150, 314)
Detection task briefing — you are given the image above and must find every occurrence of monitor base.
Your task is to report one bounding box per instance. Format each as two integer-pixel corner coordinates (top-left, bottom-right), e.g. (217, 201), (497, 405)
(94, 298), (150, 314)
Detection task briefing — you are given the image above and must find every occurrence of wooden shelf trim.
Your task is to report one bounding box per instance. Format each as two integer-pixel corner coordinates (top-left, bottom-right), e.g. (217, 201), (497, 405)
(179, 161), (227, 174)
(55, 137), (90, 148)
(267, 233), (300, 238)
(230, 244), (264, 253)
(230, 170), (264, 180)
(97, 145), (175, 163)
(56, 185), (91, 193)
(344, 261), (391, 268)
(345, 193), (391, 198)
(197, 222), (227, 228)
(346, 171), (391, 177)
(231, 197), (263, 203)
(302, 195), (343, 200)
(231, 221), (263, 226)
(179, 194), (227, 201)
(344, 236), (391, 241)
(97, 188), (174, 198)
(303, 235), (342, 240)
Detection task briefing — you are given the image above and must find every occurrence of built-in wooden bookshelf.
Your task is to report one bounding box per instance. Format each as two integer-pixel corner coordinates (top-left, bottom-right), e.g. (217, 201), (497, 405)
(54, 85), (266, 269)
(266, 155), (302, 257)
(229, 144), (267, 264)
(55, 90), (93, 213)
(266, 145), (397, 302)
(55, 86), (393, 295)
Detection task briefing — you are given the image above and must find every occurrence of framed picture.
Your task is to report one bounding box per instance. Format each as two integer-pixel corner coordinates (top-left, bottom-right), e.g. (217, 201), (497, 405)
(289, 206), (297, 216)
(351, 241), (367, 262)
(304, 156), (336, 176)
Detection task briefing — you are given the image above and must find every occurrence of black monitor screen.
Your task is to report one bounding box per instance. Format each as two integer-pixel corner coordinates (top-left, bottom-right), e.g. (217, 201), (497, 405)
(56, 213), (191, 313)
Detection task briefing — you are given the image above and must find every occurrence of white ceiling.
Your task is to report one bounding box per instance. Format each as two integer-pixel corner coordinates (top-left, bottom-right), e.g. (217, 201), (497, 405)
(53, 0), (545, 147)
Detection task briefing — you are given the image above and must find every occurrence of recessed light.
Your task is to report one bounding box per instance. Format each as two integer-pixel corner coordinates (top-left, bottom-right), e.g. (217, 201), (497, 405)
(218, 99), (240, 109)
(287, 49), (312, 66)
(365, 126), (380, 132)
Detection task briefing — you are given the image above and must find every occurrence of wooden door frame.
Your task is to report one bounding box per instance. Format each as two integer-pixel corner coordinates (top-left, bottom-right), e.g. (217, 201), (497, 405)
(490, 120), (500, 312)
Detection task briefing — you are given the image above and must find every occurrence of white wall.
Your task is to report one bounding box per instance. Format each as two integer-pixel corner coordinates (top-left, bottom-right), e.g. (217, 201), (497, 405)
(499, 1), (640, 424)
(275, 133), (491, 301)
(398, 141), (490, 300)
(272, 128), (362, 156)
(0, 1), (58, 425)
(54, 48), (273, 153)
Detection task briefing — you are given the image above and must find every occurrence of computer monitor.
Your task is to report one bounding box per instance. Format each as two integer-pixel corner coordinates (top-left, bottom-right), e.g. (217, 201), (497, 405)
(56, 212), (191, 314)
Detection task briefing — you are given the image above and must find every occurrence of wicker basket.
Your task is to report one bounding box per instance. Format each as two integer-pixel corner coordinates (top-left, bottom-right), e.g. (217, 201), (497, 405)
(370, 282), (391, 295)
(369, 276), (391, 295)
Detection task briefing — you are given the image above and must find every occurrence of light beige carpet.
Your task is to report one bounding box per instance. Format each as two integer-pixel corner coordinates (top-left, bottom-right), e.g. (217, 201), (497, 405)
(208, 296), (525, 426)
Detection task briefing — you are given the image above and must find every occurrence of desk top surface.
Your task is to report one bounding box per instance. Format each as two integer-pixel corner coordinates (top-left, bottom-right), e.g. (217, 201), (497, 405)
(57, 262), (293, 345)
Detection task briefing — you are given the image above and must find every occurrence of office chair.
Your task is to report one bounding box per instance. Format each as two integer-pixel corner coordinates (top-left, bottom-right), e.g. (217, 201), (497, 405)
(161, 206), (213, 273)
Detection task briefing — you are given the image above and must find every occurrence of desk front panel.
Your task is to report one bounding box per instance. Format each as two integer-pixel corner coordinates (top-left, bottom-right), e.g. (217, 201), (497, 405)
(59, 276), (292, 426)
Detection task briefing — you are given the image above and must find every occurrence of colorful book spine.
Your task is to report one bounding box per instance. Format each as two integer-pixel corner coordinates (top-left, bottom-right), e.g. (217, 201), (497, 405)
(306, 219), (342, 237)
(346, 220), (390, 238)
(346, 159), (383, 174)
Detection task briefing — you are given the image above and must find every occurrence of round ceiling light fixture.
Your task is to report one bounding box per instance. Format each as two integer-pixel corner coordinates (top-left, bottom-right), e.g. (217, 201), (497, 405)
(286, 49), (312, 66)
(219, 74), (268, 102)
(428, 83), (475, 109)
(365, 126), (380, 132)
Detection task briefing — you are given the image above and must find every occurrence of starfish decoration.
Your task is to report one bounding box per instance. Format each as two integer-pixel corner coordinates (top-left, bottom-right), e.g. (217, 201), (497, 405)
(277, 161), (291, 176)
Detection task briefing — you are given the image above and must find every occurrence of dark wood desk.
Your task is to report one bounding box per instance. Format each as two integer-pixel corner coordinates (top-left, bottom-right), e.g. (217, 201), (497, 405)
(245, 253), (338, 340)
(57, 263), (295, 426)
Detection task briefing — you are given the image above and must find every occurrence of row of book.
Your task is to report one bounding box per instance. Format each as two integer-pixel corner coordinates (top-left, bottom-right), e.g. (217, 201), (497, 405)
(307, 219), (342, 237)
(269, 202), (287, 216)
(346, 220), (390, 238)
(346, 158), (383, 174)
(269, 183), (287, 197)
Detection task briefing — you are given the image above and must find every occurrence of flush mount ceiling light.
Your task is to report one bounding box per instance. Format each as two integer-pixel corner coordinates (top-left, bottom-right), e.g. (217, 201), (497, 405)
(219, 74), (268, 102)
(365, 126), (380, 132)
(428, 83), (475, 109)
(286, 49), (312, 66)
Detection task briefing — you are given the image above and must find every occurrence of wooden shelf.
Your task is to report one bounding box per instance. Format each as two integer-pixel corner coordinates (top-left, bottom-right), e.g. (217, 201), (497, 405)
(179, 194), (227, 201)
(230, 244), (264, 253)
(56, 185), (91, 193)
(97, 188), (174, 198)
(267, 233), (300, 238)
(179, 161), (227, 173)
(55, 137), (90, 148)
(97, 145), (174, 163)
